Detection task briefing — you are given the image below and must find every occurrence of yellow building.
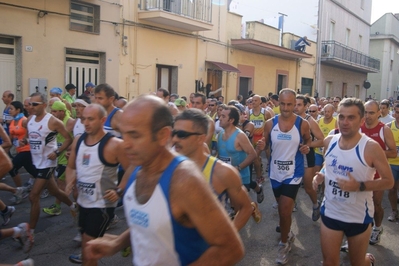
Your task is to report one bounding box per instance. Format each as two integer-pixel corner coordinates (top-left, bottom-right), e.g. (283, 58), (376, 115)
(0, 0), (315, 109)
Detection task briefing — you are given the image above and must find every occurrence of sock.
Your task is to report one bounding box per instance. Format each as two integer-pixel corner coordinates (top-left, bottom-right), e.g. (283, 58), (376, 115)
(313, 203), (319, 209)
(373, 226), (381, 231)
(1, 206), (8, 214)
(12, 227), (22, 238)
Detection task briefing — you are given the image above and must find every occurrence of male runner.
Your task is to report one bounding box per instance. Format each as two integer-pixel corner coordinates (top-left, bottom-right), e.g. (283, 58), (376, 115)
(361, 100), (396, 245)
(249, 95), (272, 184)
(294, 95), (324, 221)
(66, 104), (129, 265)
(263, 88), (311, 264)
(26, 92), (77, 238)
(85, 95), (244, 265)
(313, 98), (393, 266)
(173, 109), (252, 229)
(191, 93), (215, 147)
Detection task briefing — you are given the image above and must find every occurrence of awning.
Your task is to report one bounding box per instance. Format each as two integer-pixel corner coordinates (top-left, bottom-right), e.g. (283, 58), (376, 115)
(206, 61), (240, 73)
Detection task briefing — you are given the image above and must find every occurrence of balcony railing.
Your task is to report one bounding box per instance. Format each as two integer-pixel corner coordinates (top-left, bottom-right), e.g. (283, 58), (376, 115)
(139, 0), (212, 23)
(321, 40), (380, 72)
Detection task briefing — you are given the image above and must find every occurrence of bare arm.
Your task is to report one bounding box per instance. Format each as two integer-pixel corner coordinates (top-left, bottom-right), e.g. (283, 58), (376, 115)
(236, 132), (256, 169)
(85, 229), (131, 260)
(111, 110), (123, 133)
(48, 116), (73, 159)
(308, 117), (324, 148)
(65, 136), (79, 196)
(383, 125), (397, 158)
(337, 140), (394, 192)
(299, 119), (311, 154)
(0, 146), (12, 176)
(205, 118), (215, 147)
(171, 162), (244, 265)
(0, 126), (11, 149)
(217, 163), (252, 231)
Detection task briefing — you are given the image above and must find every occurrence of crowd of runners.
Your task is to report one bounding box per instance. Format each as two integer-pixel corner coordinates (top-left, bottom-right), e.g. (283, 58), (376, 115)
(0, 83), (398, 266)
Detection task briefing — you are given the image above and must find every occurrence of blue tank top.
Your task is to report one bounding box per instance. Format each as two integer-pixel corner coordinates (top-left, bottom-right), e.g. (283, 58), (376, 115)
(217, 128), (249, 185)
(104, 108), (121, 138)
(124, 156), (208, 265)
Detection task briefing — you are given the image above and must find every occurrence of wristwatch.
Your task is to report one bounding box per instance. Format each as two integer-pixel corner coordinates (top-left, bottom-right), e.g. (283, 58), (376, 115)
(236, 165), (242, 171)
(359, 181), (366, 191)
(54, 150), (61, 157)
(115, 188), (124, 197)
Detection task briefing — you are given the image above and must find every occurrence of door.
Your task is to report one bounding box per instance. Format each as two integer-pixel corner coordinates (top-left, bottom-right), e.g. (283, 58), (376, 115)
(0, 36), (16, 111)
(239, 77), (250, 101)
(277, 74), (287, 94)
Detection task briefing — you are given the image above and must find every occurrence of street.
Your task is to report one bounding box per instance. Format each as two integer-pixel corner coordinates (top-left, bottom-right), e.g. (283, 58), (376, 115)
(1, 169), (398, 265)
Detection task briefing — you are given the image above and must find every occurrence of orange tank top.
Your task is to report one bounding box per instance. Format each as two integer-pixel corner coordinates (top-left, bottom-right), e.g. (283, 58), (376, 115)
(9, 117), (30, 153)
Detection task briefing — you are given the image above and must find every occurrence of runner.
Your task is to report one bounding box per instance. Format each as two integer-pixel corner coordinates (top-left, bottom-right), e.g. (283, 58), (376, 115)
(313, 97), (393, 266)
(85, 95), (244, 265)
(263, 88), (311, 264)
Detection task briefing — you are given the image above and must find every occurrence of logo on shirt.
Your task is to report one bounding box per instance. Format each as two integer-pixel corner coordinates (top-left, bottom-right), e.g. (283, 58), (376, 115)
(129, 209), (149, 228)
(277, 133), (292, 140)
(328, 158), (353, 176)
(82, 153), (90, 166)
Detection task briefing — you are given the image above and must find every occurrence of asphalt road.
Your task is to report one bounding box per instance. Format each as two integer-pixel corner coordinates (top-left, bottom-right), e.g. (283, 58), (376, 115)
(1, 168), (398, 265)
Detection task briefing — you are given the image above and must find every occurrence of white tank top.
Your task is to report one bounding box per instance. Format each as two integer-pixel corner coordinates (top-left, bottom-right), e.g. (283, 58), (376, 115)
(73, 118), (85, 137)
(269, 115), (304, 182)
(75, 133), (119, 208)
(28, 113), (57, 169)
(321, 133), (375, 224)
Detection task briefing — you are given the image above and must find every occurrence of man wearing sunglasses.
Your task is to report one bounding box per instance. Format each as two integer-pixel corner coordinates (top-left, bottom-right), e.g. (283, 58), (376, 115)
(308, 104), (320, 120)
(172, 109), (252, 230)
(25, 92), (77, 241)
(85, 95), (244, 265)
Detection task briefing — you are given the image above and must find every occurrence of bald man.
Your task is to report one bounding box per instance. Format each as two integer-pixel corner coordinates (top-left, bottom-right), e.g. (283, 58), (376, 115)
(85, 95), (244, 266)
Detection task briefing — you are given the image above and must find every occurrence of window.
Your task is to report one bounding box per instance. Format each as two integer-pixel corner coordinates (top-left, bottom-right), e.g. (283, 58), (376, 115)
(345, 28), (350, 46)
(329, 21), (335, 40)
(358, 35), (362, 50)
(70, 1), (100, 34)
(326, 81), (332, 97)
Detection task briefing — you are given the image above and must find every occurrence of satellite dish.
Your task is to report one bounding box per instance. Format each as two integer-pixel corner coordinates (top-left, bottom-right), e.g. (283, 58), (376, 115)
(363, 80), (371, 89)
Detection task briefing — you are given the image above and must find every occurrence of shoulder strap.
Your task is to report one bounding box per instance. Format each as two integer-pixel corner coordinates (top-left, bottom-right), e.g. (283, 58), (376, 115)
(98, 133), (118, 167)
(75, 132), (87, 155)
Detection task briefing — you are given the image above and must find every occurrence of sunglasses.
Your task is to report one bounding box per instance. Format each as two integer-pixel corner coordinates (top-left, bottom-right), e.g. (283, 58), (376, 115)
(29, 102), (43, 106)
(208, 104), (215, 107)
(172, 130), (202, 139)
(333, 101), (339, 102)
(308, 110), (317, 113)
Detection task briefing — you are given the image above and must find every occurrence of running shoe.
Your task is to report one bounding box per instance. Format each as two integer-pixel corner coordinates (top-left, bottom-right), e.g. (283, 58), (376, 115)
(388, 210), (398, 222)
(256, 185), (264, 203)
(251, 202), (262, 223)
(16, 222), (34, 253)
(369, 227), (383, 245)
(69, 254), (82, 264)
(73, 232), (82, 242)
(276, 225), (281, 233)
(14, 258), (34, 266)
(13, 187), (25, 204)
(40, 189), (49, 199)
(43, 204), (61, 216)
(106, 214), (120, 230)
(292, 202), (298, 212)
(340, 240), (349, 253)
(1, 206), (15, 226)
(312, 203), (321, 221)
(276, 241), (291, 265)
(23, 182), (33, 192)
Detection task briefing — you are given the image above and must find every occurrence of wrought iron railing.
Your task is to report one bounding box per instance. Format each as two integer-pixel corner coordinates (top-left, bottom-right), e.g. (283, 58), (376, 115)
(321, 40), (380, 71)
(139, 0), (212, 23)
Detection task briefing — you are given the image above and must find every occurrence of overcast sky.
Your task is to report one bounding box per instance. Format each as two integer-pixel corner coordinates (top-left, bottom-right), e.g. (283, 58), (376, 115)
(371, 0), (399, 23)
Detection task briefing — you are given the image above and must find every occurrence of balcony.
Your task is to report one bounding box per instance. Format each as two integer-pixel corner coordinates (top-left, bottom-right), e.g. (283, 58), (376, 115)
(138, 0), (213, 32)
(321, 41), (380, 73)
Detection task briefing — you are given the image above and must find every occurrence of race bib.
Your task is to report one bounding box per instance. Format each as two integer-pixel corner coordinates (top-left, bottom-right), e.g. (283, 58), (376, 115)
(326, 179), (355, 204)
(218, 155), (232, 165)
(29, 140), (42, 154)
(77, 181), (97, 202)
(253, 119), (263, 128)
(274, 160), (293, 173)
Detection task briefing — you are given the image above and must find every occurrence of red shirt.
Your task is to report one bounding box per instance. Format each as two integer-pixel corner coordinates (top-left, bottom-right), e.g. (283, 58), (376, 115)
(361, 122), (386, 179)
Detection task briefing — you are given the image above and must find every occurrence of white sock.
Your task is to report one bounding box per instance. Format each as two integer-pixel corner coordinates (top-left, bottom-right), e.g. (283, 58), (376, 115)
(12, 227), (22, 238)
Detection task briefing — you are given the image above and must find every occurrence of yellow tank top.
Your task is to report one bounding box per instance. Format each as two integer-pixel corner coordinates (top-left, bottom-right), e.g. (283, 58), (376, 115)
(272, 106), (280, 115)
(315, 117), (337, 155)
(202, 155), (218, 183)
(249, 108), (266, 136)
(388, 121), (399, 165)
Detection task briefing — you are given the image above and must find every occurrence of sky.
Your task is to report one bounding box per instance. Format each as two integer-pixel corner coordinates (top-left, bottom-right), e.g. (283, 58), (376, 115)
(229, 0), (399, 42)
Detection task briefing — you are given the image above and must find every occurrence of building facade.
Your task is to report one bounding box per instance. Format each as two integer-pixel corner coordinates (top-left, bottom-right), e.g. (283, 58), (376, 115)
(0, 0), (315, 111)
(368, 13), (399, 101)
(317, 0), (379, 100)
